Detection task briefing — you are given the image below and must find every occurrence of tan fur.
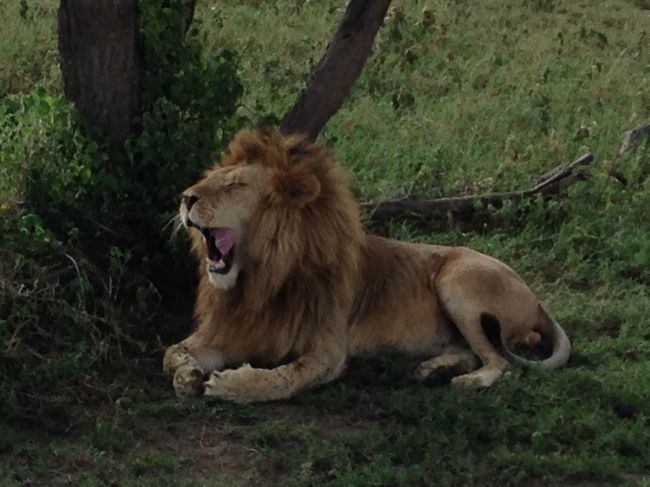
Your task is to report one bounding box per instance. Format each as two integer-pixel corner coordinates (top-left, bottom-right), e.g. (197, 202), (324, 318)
(164, 129), (571, 403)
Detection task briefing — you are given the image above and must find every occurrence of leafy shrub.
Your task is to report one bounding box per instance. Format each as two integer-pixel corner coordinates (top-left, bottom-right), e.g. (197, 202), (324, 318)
(128, 0), (242, 220)
(0, 91), (116, 426)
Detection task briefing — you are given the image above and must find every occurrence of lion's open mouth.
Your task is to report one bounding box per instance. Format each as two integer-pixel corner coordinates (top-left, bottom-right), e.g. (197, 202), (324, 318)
(202, 227), (236, 275)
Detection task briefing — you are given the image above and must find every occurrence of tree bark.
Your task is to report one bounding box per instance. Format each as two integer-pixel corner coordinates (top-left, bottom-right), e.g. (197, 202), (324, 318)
(365, 153), (594, 223)
(58, 0), (143, 151)
(280, 0), (392, 141)
(183, 0), (198, 35)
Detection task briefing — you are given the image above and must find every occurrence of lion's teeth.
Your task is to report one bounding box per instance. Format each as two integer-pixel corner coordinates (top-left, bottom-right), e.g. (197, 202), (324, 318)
(207, 258), (227, 272)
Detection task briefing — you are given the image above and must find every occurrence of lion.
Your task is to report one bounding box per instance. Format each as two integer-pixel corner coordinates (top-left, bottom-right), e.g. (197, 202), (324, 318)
(163, 128), (570, 403)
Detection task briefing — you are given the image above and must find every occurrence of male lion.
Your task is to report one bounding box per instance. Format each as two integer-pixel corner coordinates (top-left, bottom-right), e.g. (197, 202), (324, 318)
(164, 129), (570, 403)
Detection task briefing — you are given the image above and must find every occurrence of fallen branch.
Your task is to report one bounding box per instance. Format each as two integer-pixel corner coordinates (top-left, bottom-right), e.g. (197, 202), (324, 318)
(365, 153), (594, 222)
(618, 121), (650, 155)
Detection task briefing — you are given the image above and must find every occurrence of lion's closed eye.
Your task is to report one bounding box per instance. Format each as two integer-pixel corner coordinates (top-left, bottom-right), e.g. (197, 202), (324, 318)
(225, 182), (247, 189)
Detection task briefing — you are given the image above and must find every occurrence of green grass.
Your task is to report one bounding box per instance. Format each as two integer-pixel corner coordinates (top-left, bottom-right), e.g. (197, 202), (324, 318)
(1, 0), (649, 485)
(0, 0), (59, 98)
(202, 0), (649, 200)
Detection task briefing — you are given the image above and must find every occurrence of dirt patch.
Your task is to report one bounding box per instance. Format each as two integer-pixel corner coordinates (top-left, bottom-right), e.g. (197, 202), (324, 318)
(264, 403), (377, 437)
(153, 421), (259, 485)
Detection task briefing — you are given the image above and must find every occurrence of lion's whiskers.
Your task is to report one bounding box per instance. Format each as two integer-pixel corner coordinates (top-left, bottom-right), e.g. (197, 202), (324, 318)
(164, 213), (184, 241)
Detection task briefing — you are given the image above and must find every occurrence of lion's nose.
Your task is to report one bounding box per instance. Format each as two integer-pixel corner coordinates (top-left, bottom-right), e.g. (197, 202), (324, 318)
(181, 193), (199, 210)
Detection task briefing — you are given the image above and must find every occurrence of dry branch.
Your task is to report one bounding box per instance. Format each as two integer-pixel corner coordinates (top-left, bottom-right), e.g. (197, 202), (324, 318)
(280, 0), (392, 141)
(619, 121), (650, 154)
(365, 153), (594, 223)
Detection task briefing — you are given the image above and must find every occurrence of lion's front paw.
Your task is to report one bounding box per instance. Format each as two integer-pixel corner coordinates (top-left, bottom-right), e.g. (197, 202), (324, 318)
(173, 365), (205, 397)
(203, 364), (256, 403)
(163, 343), (199, 376)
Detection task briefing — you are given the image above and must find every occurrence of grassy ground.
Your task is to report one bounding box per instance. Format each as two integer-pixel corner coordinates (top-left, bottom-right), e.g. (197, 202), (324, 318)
(2, 0), (650, 485)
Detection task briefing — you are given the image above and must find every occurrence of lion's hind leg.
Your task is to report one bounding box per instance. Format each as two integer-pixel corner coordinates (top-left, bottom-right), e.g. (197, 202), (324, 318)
(434, 254), (545, 388)
(436, 295), (509, 389)
(444, 311), (509, 388)
(412, 346), (479, 385)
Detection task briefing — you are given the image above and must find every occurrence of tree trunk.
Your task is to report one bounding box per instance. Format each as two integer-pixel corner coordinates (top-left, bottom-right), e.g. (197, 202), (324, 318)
(183, 0), (198, 35)
(58, 0), (143, 151)
(280, 0), (392, 141)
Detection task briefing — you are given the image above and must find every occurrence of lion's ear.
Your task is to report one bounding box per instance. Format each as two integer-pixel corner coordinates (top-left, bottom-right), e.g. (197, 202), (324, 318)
(274, 171), (321, 207)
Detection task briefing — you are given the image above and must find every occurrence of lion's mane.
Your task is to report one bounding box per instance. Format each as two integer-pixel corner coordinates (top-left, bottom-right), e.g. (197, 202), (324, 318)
(191, 129), (364, 365)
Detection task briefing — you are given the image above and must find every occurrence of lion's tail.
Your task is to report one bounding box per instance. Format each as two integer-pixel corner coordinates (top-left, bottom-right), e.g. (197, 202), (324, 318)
(502, 306), (571, 369)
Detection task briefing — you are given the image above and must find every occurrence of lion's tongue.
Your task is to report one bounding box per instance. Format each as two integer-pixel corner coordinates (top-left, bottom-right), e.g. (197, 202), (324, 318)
(211, 228), (236, 256)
